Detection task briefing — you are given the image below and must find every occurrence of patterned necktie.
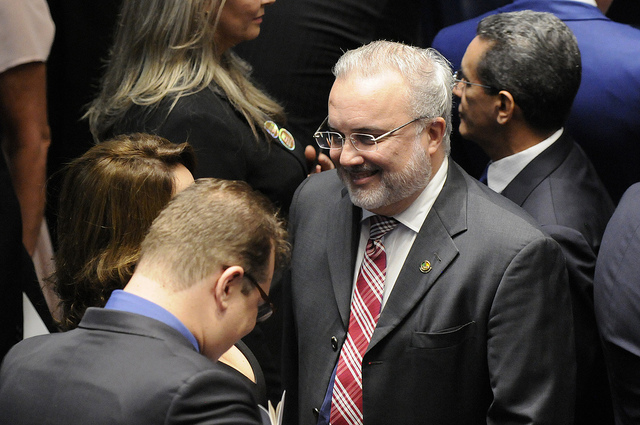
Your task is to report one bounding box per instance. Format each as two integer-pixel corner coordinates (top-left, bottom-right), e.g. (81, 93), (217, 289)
(330, 215), (399, 425)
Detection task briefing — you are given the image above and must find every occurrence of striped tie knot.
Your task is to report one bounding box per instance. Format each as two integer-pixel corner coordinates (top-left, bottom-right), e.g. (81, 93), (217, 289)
(366, 215), (399, 259)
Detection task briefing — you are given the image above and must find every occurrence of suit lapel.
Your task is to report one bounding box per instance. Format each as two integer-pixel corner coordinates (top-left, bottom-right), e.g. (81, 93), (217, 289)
(327, 187), (362, 327)
(501, 132), (573, 205)
(370, 162), (469, 349)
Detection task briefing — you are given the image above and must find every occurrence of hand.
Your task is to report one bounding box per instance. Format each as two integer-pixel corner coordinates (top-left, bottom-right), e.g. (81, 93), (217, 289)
(305, 145), (334, 175)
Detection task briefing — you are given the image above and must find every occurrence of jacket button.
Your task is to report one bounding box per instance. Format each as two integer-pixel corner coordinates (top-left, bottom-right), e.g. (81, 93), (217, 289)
(331, 336), (338, 351)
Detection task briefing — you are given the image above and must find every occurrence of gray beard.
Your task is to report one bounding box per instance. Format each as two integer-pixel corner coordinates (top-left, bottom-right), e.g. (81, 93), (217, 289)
(338, 142), (432, 212)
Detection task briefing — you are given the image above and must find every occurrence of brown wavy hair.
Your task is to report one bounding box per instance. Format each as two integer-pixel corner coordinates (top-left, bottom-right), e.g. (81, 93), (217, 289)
(51, 133), (195, 330)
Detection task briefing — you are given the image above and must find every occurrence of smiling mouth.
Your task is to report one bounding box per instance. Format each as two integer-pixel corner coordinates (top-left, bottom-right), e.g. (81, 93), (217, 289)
(345, 167), (379, 185)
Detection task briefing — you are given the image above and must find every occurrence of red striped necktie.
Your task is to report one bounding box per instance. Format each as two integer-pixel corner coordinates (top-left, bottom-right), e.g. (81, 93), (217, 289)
(330, 215), (400, 425)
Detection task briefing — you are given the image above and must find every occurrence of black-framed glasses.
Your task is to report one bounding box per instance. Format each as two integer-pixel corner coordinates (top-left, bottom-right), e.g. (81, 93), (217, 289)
(244, 272), (275, 322)
(453, 70), (492, 90)
(313, 116), (430, 152)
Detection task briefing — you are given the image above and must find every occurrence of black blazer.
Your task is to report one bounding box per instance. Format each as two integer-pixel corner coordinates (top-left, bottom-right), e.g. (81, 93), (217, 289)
(108, 87), (308, 218)
(283, 161), (576, 425)
(0, 308), (262, 425)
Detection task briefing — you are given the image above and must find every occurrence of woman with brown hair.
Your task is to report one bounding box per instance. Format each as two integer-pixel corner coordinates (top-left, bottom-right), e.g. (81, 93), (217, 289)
(52, 133), (195, 331)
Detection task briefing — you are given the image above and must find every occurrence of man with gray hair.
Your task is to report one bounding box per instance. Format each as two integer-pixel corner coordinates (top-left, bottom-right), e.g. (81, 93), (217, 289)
(282, 40), (575, 425)
(0, 178), (289, 425)
(453, 11), (614, 424)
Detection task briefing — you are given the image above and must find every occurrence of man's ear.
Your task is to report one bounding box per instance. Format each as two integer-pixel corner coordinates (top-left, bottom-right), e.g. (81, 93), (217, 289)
(213, 266), (245, 311)
(425, 117), (446, 155)
(496, 90), (515, 125)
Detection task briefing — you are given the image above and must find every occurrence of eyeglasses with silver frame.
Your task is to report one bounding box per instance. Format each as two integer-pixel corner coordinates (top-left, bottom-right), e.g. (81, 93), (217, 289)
(313, 115), (431, 152)
(453, 70), (492, 90)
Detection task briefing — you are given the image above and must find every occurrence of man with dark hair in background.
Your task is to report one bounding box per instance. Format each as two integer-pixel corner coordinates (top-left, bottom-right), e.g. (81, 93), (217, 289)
(452, 11), (615, 424)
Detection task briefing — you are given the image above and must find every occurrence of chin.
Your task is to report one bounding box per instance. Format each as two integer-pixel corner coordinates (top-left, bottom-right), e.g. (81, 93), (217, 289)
(347, 185), (389, 212)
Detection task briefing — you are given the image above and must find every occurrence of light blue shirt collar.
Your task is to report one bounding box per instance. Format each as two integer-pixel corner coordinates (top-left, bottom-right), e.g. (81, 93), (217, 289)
(105, 289), (200, 352)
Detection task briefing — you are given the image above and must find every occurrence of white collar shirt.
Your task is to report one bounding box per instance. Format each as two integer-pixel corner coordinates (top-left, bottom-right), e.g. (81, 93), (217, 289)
(486, 128), (563, 193)
(356, 156), (449, 310)
(569, 0), (598, 7)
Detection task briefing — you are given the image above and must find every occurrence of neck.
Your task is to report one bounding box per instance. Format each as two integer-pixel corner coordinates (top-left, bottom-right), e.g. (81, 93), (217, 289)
(125, 273), (203, 344)
(124, 273), (174, 308)
(488, 124), (555, 161)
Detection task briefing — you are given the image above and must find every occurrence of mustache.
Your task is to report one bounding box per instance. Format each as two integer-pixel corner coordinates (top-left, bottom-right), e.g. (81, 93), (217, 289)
(339, 164), (379, 174)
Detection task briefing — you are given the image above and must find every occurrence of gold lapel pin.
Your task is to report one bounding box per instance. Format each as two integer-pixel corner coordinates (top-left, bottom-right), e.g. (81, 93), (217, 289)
(419, 260), (432, 273)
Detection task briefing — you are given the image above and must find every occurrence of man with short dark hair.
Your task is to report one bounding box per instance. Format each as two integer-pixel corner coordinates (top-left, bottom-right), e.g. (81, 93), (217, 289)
(453, 11), (615, 425)
(432, 0), (640, 203)
(0, 178), (289, 425)
(282, 40), (576, 425)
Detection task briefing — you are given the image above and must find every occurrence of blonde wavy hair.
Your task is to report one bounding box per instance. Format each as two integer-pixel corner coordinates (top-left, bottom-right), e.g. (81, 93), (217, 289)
(85, 0), (284, 142)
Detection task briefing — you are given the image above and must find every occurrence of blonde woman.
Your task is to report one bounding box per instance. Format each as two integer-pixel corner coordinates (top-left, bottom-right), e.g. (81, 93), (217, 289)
(86, 0), (331, 218)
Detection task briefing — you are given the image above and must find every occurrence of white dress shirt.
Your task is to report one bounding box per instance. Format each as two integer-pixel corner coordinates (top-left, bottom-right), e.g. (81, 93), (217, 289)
(355, 156), (449, 309)
(570, 0), (598, 7)
(486, 128), (563, 193)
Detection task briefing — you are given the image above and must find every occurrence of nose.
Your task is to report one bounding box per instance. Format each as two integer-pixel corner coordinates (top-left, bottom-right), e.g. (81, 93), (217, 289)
(452, 81), (463, 98)
(262, 0), (276, 5)
(335, 138), (365, 167)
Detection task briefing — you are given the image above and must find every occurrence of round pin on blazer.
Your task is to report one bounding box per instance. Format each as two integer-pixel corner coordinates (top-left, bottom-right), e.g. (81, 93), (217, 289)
(419, 260), (432, 273)
(264, 120), (295, 150)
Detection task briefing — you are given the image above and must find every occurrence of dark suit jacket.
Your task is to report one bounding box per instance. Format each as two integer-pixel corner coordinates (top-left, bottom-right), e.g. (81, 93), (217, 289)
(0, 307), (262, 425)
(500, 133), (615, 425)
(594, 183), (640, 425)
(431, 0), (640, 202)
(282, 161), (576, 425)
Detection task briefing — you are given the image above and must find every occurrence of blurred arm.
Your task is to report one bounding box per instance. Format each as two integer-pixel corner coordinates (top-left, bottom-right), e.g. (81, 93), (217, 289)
(0, 61), (50, 256)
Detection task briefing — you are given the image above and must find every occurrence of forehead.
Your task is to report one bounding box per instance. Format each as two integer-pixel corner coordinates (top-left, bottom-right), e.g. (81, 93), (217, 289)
(328, 70), (410, 129)
(461, 36), (491, 76)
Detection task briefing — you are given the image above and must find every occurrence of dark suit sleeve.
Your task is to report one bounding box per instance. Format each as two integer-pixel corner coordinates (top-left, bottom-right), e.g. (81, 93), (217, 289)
(542, 224), (598, 361)
(487, 236), (576, 424)
(594, 184), (640, 425)
(166, 368), (262, 425)
(542, 224), (614, 424)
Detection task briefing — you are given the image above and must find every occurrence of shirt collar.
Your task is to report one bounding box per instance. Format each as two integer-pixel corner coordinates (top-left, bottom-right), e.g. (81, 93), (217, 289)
(487, 128), (563, 193)
(362, 156), (449, 232)
(569, 0), (597, 7)
(105, 289), (200, 352)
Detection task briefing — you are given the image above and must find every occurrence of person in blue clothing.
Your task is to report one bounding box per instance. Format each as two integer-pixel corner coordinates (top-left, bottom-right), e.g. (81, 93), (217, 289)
(432, 0), (640, 203)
